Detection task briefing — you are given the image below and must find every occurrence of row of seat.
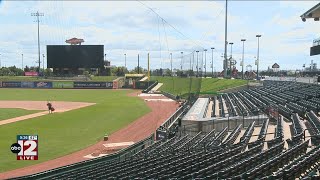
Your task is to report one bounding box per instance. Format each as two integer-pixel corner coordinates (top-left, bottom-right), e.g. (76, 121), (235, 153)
(243, 140), (309, 179)
(287, 102), (307, 118)
(209, 142), (284, 179)
(222, 124), (242, 146)
(306, 110), (320, 135)
(248, 119), (269, 150)
(272, 144), (320, 179)
(298, 99), (319, 112)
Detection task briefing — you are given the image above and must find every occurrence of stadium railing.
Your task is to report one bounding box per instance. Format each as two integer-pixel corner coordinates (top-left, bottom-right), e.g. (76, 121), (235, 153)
(15, 133), (155, 180)
(141, 81), (158, 93)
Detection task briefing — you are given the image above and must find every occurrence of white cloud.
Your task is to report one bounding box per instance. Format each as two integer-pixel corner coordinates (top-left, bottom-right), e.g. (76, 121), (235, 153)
(0, 1), (319, 71)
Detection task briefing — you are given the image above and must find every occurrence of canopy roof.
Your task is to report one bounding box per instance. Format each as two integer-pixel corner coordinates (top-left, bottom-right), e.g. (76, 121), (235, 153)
(301, 3), (320, 21)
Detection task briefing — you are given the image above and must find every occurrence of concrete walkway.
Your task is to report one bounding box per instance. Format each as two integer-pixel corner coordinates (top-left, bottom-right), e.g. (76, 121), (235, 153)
(206, 101), (213, 118)
(140, 77), (148, 81)
(151, 83), (163, 92)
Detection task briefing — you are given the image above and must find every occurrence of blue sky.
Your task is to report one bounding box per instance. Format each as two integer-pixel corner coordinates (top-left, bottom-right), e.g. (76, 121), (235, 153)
(0, 1), (319, 71)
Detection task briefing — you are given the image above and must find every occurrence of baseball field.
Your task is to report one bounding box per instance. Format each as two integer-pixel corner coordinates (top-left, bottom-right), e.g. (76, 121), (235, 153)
(0, 76), (248, 174)
(0, 88), (150, 172)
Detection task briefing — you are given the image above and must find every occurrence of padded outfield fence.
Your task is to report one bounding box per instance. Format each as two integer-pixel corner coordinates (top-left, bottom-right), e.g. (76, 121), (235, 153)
(0, 80), (157, 89)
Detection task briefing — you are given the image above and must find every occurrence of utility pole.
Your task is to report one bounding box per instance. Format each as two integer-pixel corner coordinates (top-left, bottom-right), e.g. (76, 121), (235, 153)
(241, 39), (246, 79)
(223, 0), (228, 78)
(22, 54), (24, 70)
(124, 53), (127, 69)
(31, 11), (44, 74)
(170, 53), (173, 76)
(180, 51), (183, 71)
(211, 47), (214, 78)
(204, 49), (207, 77)
(147, 53), (150, 81)
(137, 54), (140, 74)
(42, 54), (45, 72)
(196, 51), (199, 77)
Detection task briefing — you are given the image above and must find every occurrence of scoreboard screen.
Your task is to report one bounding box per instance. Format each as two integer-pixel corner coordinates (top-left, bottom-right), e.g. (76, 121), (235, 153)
(47, 45), (104, 68)
(310, 45), (320, 56)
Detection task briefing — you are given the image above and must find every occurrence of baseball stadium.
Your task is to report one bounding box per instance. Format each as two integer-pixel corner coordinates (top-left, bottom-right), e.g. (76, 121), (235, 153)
(1, 1), (320, 180)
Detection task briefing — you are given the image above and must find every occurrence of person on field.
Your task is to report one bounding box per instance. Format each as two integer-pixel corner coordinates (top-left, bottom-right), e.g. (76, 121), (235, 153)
(46, 101), (54, 114)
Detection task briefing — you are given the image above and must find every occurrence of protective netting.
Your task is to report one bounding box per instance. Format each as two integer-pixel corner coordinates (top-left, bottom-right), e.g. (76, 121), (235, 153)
(154, 48), (207, 100)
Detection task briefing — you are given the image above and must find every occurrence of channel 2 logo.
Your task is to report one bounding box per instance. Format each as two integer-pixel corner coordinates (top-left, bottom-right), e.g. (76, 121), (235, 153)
(11, 135), (38, 160)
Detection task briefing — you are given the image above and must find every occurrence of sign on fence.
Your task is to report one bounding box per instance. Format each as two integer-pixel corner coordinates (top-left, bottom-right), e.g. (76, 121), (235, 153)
(74, 82), (113, 88)
(21, 82), (35, 88)
(34, 82), (53, 88)
(2, 81), (21, 88)
(52, 82), (74, 88)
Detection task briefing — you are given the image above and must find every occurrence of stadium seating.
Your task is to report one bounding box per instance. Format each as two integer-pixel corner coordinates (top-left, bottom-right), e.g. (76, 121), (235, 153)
(17, 80), (320, 180)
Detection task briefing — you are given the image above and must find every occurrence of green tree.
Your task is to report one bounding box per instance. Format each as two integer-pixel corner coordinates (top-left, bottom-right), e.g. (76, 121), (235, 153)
(130, 66), (144, 74)
(164, 68), (172, 76)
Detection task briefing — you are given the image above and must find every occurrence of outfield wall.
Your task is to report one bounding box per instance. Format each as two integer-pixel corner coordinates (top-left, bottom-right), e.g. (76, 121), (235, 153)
(0, 81), (113, 89)
(0, 80), (156, 89)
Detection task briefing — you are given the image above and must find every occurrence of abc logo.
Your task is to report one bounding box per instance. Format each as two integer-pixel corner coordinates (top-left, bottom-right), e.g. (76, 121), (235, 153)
(11, 143), (21, 154)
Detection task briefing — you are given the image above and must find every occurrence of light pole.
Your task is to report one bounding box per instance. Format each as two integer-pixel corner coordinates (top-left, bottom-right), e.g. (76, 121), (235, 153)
(124, 53), (126, 68)
(204, 49), (207, 77)
(256, 34), (262, 80)
(31, 11), (44, 74)
(170, 53), (173, 76)
(21, 54), (24, 71)
(137, 54), (140, 74)
(211, 47), (214, 78)
(229, 42), (233, 78)
(42, 54), (45, 72)
(241, 39), (246, 79)
(229, 42), (233, 57)
(223, 0), (228, 78)
(196, 51), (199, 77)
(180, 51), (183, 71)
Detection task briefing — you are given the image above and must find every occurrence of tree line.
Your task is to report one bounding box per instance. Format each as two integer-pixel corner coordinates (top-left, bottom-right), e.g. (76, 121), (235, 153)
(0, 66), (53, 76)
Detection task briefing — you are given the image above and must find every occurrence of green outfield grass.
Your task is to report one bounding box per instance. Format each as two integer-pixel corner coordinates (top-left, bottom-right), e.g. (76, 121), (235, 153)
(0, 89), (150, 173)
(151, 76), (247, 96)
(150, 76), (201, 96)
(200, 78), (247, 93)
(0, 109), (41, 121)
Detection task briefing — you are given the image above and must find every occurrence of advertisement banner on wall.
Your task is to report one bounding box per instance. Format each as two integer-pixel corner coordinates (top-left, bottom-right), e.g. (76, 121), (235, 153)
(24, 72), (39, 76)
(21, 82), (35, 88)
(34, 82), (53, 88)
(52, 82), (74, 88)
(74, 82), (113, 88)
(105, 82), (113, 89)
(0, 81), (2, 87)
(2, 81), (21, 88)
(113, 81), (118, 89)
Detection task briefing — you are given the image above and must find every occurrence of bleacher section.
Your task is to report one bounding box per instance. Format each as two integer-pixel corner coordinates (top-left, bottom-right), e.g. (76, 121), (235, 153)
(15, 80), (320, 179)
